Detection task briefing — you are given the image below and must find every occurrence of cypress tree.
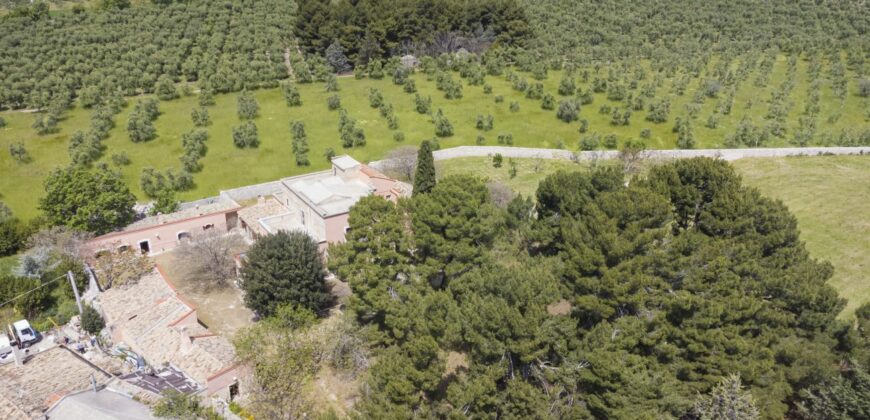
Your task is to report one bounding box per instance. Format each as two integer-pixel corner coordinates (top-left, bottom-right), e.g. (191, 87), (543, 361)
(413, 140), (435, 195)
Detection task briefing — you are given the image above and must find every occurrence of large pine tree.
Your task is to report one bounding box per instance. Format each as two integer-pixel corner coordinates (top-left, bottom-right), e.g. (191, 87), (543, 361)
(240, 230), (331, 316)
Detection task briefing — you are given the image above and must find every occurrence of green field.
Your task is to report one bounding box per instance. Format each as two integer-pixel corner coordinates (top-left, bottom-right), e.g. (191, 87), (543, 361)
(440, 154), (870, 318)
(734, 155), (870, 318)
(1, 55), (867, 220)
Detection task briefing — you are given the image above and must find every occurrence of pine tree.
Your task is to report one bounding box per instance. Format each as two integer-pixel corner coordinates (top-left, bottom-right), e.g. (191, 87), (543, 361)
(413, 140), (436, 196)
(240, 230), (331, 316)
(325, 40), (351, 73)
(693, 375), (759, 420)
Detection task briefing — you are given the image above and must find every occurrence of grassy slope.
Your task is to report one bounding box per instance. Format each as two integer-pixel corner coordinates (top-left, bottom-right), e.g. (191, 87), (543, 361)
(439, 154), (870, 318)
(1, 56), (866, 219)
(733, 155), (870, 318)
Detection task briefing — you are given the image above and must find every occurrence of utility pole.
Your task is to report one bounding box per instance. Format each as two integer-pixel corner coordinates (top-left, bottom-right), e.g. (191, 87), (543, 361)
(68, 271), (83, 315)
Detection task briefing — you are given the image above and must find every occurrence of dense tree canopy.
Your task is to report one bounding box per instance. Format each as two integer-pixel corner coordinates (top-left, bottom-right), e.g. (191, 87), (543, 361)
(0, 0), (292, 110)
(39, 164), (136, 235)
(295, 0), (531, 65)
(240, 230), (332, 317)
(329, 159), (867, 418)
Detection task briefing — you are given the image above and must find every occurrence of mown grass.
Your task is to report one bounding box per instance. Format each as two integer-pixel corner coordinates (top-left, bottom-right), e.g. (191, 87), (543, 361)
(437, 156), (584, 198)
(440, 154), (870, 319)
(734, 155), (870, 318)
(1, 55), (866, 220)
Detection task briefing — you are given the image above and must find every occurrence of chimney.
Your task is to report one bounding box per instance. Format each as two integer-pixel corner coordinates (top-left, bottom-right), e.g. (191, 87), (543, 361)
(179, 326), (194, 353)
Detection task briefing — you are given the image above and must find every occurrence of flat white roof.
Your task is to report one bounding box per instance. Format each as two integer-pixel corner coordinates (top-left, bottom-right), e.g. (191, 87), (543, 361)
(289, 175), (373, 216)
(12, 320), (29, 330)
(332, 155), (361, 171)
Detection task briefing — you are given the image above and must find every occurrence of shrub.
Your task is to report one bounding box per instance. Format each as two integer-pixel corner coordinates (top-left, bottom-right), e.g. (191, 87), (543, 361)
(509, 102), (520, 112)
(579, 134), (599, 150)
(327, 94), (341, 110)
(557, 100), (580, 122)
(80, 304), (105, 334)
(283, 84), (302, 106)
(111, 152), (130, 166)
(237, 91), (259, 120)
(492, 153), (503, 168)
(393, 131), (405, 142)
(369, 88), (383, 108)
(414, 94), (431, 114)
(434, 111), (454, 137)
(191, 107), (210, 127)
(403, 79), (417, 93)
(232, 121), (259, 148)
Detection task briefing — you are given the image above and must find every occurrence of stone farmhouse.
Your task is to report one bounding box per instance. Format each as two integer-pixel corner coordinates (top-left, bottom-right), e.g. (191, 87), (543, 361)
(89, 155), (411, 255)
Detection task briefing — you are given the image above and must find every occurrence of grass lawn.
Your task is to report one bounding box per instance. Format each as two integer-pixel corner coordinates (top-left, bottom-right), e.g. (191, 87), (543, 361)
(437, 156), (586, 197)
(734, 155), (870, 318)
(1, 56), (866, 220)
(441, 154), (870, 319)
(0, 254), (18, 275)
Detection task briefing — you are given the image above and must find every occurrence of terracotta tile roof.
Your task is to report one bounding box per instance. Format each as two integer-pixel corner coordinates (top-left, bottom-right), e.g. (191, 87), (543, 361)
(0, 347), (113, 418)
(97, 270), (237, 386)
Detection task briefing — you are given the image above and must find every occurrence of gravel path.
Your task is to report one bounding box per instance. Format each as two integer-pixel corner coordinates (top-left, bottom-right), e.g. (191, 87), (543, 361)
(370, 146), (869, 170)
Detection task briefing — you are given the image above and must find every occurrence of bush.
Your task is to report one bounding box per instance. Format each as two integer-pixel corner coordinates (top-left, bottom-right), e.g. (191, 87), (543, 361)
(80, 304), (105, 334)
(369, 88), (383, 108)
(237, 91), (259, 120)
(403, 79), (417, 93)
(557, 100), (579, 122)
(111, 152), (130, 166)
(603, 134), (618, 149)
(327, 94), (341, 110)
(191, 107), (210, 127)
(393, 131), (405, 142)
(232, 121), (259, 148)
(509, 101), (520, 112)
(579, 134), (599, 150)
(492, 153), (503, 168)
(283, 84), (302, 106)
(434, 112), (454, 137)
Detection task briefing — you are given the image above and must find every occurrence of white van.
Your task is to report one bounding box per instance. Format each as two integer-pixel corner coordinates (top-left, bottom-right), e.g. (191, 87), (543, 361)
(12, 320), (38, 348)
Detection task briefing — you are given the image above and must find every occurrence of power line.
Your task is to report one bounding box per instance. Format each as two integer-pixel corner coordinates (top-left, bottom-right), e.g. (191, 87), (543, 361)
(0, 273), (68, 310)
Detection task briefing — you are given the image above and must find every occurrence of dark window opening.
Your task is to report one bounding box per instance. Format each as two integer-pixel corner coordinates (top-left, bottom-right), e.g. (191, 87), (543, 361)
(138, 240), (150, 254)
(229, 382), (239, 401)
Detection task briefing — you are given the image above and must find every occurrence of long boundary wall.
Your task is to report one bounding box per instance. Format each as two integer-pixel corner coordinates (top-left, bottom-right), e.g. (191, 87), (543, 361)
(370, 146), (869, 170)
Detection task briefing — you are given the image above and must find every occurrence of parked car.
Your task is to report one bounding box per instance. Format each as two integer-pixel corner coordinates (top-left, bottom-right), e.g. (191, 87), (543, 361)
(12, 320), (39, 348)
